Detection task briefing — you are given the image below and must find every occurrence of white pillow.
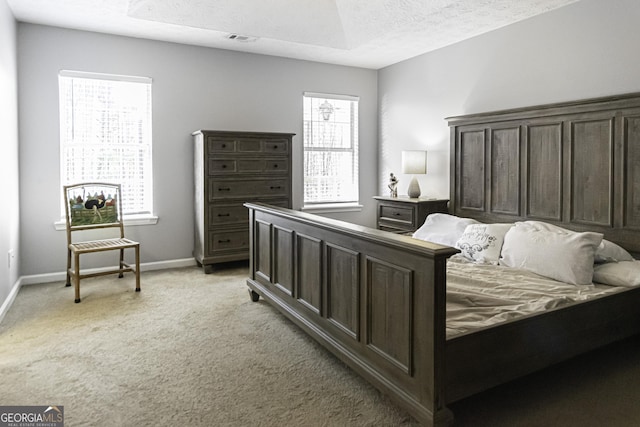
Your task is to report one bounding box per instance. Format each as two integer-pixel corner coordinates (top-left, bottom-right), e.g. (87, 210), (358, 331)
(593, 261), (640, 287)
(595, 240), (634, 263)
(412, 213), (479, 247)
(524, 221), (633, 264)
(499, 222), (603, 285)
(455, 223), (513, 265)
(521, 220), (569, 232)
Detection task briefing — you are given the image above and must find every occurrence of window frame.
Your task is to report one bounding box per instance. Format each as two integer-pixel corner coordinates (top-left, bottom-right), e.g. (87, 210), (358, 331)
(302, 92), (361, 213)
(57, 70), (157, 227)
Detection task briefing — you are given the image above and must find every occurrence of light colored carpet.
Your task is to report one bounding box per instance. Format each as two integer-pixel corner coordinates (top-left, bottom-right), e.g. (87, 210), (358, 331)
(1, 263), (640, 426)
(0, 264), (415, 426)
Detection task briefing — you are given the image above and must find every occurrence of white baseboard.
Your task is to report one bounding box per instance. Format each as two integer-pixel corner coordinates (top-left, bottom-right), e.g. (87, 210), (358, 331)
(19, 257), (198, 286)
(0, 258), (197, 325)
(0, 277), (22, 324)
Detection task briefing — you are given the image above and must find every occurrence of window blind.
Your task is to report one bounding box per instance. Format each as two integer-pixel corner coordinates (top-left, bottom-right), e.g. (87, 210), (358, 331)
(303, 93), (359, 205)
(59, 71), (153, 216)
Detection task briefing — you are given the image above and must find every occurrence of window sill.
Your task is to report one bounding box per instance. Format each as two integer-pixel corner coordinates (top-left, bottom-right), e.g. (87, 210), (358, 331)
(301, 203), (363, 214)
(54, 214), (159, 231)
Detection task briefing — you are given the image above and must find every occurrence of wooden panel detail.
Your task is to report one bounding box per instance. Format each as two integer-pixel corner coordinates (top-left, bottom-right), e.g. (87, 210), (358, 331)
(326, 244), (360, 340)
(236, 139), (262, 152)
(490, 127), (520, 215)
(273, 226), (294, 296)
(570, 118), (614, 226)
(296, 234), (322, 314)
(624, 116), (640, 229)
(458, 129), (486, 211)
(526, 123), (563, 221)
(255, 220), (271, 283)
(366, 257), (412, 374)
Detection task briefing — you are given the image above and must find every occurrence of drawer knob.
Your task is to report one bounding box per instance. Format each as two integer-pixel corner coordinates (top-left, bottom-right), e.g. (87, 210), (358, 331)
(217, 213), (230, 217)
(218, 187), (231, 191)
(218, 239), (231, 243)
(394, 212), (401, 216)
(221, 144), (226, 148)
(270, 186), (281, 190)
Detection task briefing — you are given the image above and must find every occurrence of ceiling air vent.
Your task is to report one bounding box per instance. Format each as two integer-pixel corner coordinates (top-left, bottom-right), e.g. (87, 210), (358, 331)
(225, 33), (258, 42)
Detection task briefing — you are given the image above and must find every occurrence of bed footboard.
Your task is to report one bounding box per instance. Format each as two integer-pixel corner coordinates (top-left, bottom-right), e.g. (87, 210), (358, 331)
(245, 203), (458, 426)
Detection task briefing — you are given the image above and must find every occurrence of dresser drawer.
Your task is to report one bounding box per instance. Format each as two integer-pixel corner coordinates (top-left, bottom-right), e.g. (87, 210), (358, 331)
(262, 159), (289, 173)
(207, 137), (239, 153)
(207, 137), (289, 155)
(208, 158), (288, 175)
(208, 200), (289, 228)
(209, 159), (238, 173)
(262, 139), (289, 154)
(208, 230), (249, 253)
(379, 205), (414, 223)
(209, 179), (289, 199)
(208, 204), (248, 226)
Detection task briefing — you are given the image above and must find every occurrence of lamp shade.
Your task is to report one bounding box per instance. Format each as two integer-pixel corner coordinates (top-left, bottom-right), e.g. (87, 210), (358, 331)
(402, 150), (427, 175)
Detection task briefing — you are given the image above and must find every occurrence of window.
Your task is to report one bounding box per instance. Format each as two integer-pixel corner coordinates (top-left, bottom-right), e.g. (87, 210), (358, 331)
(303, 92), (359, 208)
(58, 70), (153, 218)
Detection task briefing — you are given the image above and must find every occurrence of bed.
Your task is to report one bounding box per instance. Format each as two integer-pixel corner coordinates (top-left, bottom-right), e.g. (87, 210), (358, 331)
(244, 92), (640, 426)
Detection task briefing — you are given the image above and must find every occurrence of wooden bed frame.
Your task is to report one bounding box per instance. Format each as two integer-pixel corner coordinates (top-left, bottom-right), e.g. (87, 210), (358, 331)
(245, 92), (640, 426)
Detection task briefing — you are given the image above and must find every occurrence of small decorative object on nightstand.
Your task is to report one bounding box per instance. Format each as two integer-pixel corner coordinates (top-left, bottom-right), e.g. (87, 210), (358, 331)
(388, 173), (399, 197)
(374, 196), (449, 234)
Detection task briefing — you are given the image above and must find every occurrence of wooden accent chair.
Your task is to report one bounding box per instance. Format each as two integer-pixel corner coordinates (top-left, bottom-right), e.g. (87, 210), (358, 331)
(63, 182), (140, 303)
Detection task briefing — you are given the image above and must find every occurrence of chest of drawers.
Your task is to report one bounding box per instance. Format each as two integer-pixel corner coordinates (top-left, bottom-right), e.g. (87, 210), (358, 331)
(193, 130), (294, 272)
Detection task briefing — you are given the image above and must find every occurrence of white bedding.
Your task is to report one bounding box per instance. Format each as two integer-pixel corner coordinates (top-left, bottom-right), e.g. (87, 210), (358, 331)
(445, 254), (624, 338)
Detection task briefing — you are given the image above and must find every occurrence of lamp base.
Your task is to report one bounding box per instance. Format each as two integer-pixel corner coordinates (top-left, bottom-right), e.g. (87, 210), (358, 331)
(407, 176), (421, 198)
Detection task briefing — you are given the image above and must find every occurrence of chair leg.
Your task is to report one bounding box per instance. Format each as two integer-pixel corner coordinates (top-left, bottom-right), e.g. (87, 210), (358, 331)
(135, 245), (141, 292)
(118, 248), (124, 278)
(66, 249), (72, 287)
(74, 252), (81, 303)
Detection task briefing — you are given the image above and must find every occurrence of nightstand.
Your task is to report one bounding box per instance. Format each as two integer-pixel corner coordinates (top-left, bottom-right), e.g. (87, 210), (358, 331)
(373, 196), (449, 233)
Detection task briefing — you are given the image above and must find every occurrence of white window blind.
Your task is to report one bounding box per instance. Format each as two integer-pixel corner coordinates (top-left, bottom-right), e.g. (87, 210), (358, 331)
(303, 92), (359, 205)
(59, 71), (153, 216)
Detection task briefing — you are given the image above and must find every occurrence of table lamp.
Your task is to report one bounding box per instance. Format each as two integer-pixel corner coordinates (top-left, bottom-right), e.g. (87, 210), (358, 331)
(402, 150), (427, 198)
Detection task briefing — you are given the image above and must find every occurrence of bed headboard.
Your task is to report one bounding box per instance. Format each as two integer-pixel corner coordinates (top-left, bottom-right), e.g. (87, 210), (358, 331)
(447, 92), (640, 256)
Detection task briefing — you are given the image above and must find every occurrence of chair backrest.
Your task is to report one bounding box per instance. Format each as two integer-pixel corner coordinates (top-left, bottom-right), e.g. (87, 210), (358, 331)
(63, 182), (125, 241)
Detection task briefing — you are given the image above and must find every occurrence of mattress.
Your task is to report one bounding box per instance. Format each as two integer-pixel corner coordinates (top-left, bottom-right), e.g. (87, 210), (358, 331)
(445, 254), (624, 338)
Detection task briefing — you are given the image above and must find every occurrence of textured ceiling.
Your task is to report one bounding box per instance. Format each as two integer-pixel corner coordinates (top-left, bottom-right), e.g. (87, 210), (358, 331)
(8, 0), (579, 69)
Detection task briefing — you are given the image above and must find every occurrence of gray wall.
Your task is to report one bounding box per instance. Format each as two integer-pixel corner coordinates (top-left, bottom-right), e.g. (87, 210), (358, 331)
(17, 24), (378, 277)
(11, 0), (640, 283)
(0, 1), (20, 314)
(378, 0), (640, 200)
